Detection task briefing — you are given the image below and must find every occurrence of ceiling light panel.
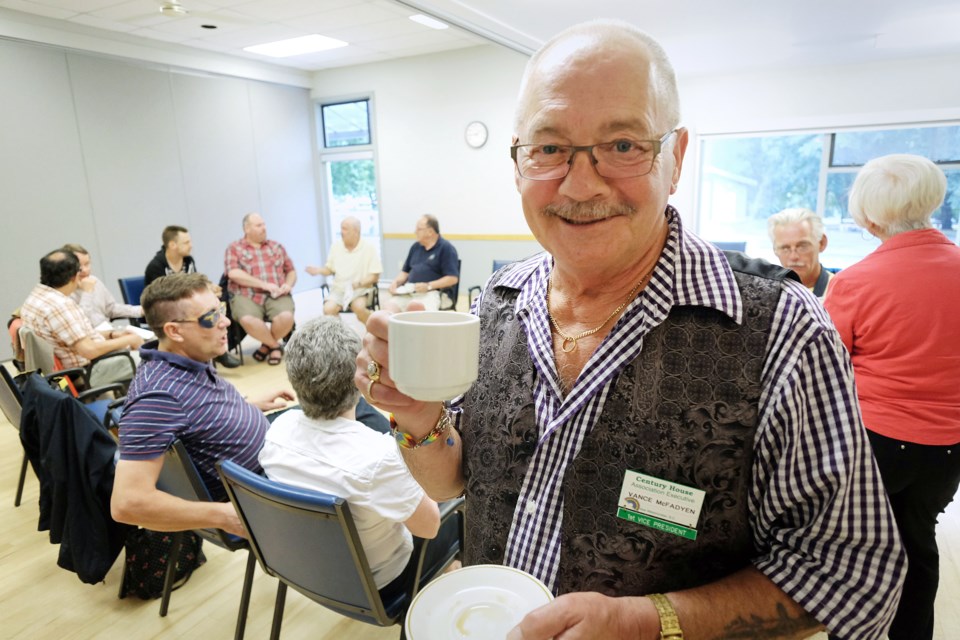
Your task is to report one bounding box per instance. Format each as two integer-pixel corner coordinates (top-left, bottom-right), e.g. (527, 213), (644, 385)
(244, 34), (348, 57)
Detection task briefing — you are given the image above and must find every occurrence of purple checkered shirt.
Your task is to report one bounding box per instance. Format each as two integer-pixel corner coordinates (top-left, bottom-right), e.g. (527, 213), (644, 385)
(463, 207), (905, 639)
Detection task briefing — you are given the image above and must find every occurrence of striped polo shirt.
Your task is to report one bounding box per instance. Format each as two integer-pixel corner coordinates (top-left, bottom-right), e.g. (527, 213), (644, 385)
(118, 345), (268, 500)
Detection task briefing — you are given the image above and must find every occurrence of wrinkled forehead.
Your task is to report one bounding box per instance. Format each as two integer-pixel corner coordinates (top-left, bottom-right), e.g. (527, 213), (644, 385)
(774, 221), (817, 243)
(517, 35), (664, 137)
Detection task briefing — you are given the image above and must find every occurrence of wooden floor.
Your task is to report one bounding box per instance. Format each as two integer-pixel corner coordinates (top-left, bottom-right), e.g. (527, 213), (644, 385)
(2, 288), (958, 639)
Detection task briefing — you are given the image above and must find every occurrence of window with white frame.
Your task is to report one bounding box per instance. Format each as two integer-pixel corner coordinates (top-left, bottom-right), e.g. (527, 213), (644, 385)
(318, 98), (381, 249)
(697, 124), (960, 268)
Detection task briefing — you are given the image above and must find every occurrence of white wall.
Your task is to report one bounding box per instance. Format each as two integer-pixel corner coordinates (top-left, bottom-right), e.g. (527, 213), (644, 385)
(0, 38), (321, 360)
(310, 45), (960, 292)
(311, 45), (529, 236)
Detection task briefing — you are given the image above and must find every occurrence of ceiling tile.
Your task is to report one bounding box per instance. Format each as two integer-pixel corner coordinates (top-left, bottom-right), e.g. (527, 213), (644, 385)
(0, 0), (77, 19)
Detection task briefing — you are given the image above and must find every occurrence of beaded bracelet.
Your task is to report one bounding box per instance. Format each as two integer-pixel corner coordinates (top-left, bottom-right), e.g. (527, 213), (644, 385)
(391, 406), (453, 450)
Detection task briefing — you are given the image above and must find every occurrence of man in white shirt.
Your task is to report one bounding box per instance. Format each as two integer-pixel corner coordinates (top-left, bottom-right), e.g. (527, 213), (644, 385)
(64, 243), (143, 327)
(259, 317), (438, 588)
(305, 217), (382, 325)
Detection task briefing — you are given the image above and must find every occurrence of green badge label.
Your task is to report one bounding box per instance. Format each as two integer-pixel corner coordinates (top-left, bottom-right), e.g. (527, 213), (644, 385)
(616, 470), (706, 539)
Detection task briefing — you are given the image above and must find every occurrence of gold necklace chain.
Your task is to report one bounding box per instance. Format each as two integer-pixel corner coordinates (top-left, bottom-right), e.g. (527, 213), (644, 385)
(546, 270), (653, 353)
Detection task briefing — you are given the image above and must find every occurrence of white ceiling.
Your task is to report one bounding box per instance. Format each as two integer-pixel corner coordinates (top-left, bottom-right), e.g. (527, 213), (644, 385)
(2, 0), (960, 77)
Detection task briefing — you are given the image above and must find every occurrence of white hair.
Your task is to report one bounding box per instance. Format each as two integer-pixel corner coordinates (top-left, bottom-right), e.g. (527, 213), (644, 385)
(513, 19), (681, 135)
(767, 208), (824, 243)
(848, 154), (946, 237)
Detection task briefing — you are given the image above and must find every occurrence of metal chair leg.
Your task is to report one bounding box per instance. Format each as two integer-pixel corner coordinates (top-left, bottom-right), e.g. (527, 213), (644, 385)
(15, 452), (28, 507)
(159, 531), (184, 617)
(233, 551), (256, 640)
(269, 582), (287, 640)
(118, 546), (129, 599)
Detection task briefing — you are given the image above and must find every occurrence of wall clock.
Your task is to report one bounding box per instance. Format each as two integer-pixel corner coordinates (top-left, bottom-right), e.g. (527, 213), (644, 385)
(465, 121), (488, 149)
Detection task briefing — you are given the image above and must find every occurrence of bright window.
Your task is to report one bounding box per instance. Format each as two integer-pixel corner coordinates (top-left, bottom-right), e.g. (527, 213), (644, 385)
(698, 124), (960, 268)
(317, 99), (381, 259)
(321, 99), (371, 148)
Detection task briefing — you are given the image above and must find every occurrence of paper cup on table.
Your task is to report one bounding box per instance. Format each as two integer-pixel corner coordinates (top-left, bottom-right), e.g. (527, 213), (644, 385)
(388, 311), (480, 401)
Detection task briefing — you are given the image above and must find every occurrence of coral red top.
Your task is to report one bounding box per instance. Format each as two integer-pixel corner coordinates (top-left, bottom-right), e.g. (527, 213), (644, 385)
(824, 228), (960, 445)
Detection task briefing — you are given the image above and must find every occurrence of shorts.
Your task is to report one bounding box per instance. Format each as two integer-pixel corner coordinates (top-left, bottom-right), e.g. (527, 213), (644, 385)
(391, 290), (441, 312)
(327, 286), (375, 309)
(230, 293), (295, 322)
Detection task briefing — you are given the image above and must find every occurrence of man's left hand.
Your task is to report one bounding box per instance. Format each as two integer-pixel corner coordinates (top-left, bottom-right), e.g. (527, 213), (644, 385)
(506, 593), (657, 640)
(414, 282), (429, 293)
(250, 389), (295, 412)
(78, 277), (96, 293)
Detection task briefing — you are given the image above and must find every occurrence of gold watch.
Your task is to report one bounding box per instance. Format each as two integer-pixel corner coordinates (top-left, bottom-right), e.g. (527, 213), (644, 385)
(649, 593), (684, 640)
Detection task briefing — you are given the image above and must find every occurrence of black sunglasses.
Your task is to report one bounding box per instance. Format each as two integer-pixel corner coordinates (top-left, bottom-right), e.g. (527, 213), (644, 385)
(170, 302), (227, 329)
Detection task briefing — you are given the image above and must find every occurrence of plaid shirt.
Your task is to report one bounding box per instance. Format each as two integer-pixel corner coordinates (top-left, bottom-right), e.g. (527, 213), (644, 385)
(465, 208), (905, 640)
(224, 238), (295, 305)
(20, 284), (103, 368)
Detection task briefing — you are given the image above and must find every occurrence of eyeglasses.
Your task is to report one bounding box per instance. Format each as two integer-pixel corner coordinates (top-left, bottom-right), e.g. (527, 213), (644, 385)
(774, 242), (816, 257)
(511, 130), (677, 181)
(171, 302), (226, 329)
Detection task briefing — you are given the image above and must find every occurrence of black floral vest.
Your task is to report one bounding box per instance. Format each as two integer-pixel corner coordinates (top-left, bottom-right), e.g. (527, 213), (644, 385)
(459, 253), (791, 595)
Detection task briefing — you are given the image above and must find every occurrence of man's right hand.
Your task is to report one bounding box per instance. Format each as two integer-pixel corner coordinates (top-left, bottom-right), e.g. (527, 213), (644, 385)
(356, 301), (440, 428)
(216, 502), (247, 538)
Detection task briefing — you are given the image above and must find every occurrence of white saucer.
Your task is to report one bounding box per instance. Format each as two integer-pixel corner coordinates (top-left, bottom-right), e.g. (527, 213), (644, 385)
(405, 564), (553, 639)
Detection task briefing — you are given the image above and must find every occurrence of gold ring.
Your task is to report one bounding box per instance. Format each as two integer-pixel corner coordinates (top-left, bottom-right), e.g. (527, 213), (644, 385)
(367, 378), (377, 401)
(367, 360), (381, 382)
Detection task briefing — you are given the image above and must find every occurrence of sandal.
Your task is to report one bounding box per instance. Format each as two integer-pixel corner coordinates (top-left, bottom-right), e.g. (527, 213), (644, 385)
(267, 345), (283, 366)
(252, 344), (271, 362)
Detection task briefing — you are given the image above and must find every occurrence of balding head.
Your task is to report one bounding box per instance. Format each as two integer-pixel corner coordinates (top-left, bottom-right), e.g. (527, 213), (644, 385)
(242, 212), (267, 244)
(514, 20), (680, 139)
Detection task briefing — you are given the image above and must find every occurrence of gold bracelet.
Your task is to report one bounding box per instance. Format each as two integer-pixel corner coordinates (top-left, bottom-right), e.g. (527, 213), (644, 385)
(649, 593), (683, 640)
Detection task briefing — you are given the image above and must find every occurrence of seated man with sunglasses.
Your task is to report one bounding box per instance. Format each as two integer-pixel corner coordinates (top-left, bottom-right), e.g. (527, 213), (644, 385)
(111, 273), (294, 536)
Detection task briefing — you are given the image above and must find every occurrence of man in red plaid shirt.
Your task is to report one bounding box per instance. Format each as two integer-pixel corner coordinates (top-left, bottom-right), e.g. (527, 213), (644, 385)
(224, 213), (296, 365)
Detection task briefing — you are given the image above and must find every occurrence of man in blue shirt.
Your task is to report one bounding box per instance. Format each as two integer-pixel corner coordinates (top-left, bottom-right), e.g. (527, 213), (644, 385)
(111, 273), (293, 536)
(387, 215), (459, 311)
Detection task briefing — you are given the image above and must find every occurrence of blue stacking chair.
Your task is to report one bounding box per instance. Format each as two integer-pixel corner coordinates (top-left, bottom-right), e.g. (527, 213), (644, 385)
(218, 460), (464, 640)
(467, 258), (517, 309)
(117, 276), (147, 327)
(118, 440), (256, 639)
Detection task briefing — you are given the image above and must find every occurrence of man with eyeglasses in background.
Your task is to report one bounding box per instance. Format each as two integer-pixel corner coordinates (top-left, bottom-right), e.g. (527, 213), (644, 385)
(359, 19), (904, 640)
(387, 214), (459, 311)
(111, 273), (293, 535)
(768, 208), (833, 298)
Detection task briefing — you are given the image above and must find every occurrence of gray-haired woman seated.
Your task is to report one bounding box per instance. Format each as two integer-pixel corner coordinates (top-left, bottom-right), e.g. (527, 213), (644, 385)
(259, 317), (441, 588)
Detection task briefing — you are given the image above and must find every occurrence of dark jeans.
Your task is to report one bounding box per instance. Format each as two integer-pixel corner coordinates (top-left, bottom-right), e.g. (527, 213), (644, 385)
(868, 430), (960, 640)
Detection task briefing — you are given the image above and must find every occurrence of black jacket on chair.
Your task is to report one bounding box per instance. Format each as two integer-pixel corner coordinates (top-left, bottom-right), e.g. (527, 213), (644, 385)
(19, 373), (132, 583)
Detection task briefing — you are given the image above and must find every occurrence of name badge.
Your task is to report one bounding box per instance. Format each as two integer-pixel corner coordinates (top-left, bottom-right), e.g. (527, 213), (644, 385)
(616, 470), (706, 540)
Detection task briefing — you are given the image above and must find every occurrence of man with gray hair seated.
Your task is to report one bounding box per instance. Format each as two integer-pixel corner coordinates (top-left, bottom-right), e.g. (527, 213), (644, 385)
(768, 207), (832, 298)
(259, 317), (440, 588)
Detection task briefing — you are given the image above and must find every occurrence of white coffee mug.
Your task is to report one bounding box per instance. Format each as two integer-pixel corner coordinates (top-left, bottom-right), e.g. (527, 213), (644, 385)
(388, 311), (480, 401)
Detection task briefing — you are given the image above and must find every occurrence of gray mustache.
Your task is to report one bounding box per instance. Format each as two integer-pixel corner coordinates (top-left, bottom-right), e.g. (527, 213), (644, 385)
(543, 202), (637, 221)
